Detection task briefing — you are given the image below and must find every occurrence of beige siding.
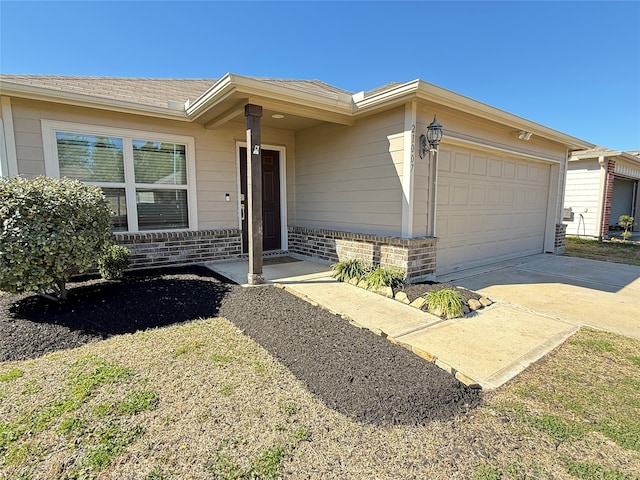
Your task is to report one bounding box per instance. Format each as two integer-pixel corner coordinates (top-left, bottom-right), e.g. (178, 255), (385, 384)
(8, 98), (295, 231)
(416, 104), (567, 163)
(564, 159), (603, 237)
(411, 146), (430, 236)
(293, 107), (405, 235)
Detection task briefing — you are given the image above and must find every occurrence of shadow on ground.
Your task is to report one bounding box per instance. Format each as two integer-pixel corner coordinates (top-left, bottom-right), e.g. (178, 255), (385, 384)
(1, 265), (480, 425)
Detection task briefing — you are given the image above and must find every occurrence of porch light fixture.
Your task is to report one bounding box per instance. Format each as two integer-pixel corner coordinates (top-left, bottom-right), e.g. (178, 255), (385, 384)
(271, 113), (285, 119)
(419, 115), (443, 159)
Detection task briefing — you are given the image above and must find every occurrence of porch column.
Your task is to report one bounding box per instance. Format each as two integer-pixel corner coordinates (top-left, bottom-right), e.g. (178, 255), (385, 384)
(245, 104), (264, 285)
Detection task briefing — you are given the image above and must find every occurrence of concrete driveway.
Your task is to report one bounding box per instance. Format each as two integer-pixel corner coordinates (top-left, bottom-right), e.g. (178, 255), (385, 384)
(442, 254), (640, 340)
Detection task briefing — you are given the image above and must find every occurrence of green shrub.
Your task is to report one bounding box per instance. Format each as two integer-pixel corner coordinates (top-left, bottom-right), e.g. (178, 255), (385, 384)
(366, 266), (405, 290)
(98, 244), (130, 280)
(618, 215), (635, 242)
(424, 289), (465, 318)
(331, 258), (369, 282)
(0, 176), (113, 300)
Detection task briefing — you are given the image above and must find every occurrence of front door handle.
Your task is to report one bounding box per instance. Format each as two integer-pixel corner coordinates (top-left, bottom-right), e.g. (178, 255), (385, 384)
(240, 203), (245, 221)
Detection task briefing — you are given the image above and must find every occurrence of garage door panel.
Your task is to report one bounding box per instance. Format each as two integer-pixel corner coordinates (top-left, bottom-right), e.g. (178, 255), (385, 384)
(437, 184), (450, 205)
(502, 188), (514, 204)
(470, 186), (485, 204)
(466, 215), (484, 233)
(450, 215), (468, 235)
(472, 154), (487, 175)
(438, 149), (451, 171)
(453, 152), (471, 173)
(504, 161), (516, 178)
(451, 185), (469, 205)
(437, 146), (551, 276)
(517, 164), (529, 180)
(488, 157), (502, 177)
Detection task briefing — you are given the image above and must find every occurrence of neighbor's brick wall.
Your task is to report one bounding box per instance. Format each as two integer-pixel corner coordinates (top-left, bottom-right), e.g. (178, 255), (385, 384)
(287, 226), (437, 282)
(114, 229), (241, 269)
(601, 159), (616, 238)
(554, 223), (567, 254)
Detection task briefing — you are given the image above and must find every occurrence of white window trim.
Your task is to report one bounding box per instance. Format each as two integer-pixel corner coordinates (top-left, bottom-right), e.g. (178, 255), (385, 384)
(235, 142), (288, 252)
(1, 97), (19, 177)
(41, 119), (198, 233)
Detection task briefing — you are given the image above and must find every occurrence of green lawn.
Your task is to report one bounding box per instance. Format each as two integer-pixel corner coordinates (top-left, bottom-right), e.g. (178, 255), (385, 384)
(565, 236), (640, 266)
(1, 321), (639, 479)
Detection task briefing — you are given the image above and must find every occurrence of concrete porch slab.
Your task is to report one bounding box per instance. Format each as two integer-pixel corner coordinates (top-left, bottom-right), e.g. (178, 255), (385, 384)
(205, 257), (333, 285)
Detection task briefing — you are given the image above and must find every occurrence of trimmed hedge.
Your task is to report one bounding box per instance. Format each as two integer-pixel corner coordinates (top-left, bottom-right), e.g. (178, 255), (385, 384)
(0, 176), (114, 299)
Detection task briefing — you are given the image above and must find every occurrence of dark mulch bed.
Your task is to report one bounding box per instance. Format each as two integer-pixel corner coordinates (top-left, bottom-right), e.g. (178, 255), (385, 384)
(0, 265), (480, 425)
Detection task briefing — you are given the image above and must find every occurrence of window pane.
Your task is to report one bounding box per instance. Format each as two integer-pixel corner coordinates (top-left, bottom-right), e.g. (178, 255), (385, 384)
(136, 189), (188, 230)
(133, 140), (186, 185)
(102, 188), (128, 232)
(57, 132), (124, 182)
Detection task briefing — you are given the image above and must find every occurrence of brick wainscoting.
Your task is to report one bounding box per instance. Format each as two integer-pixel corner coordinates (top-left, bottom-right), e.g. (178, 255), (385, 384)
(554, 223), (567, 254)
(287, 226), (438, 282)
(115, 229), (242, 269)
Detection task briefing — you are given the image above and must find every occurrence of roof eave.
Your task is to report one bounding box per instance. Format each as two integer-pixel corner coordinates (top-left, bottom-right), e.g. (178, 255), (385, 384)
(353, 79), (595, 151)
(570, 149), (640, 165)
(186, 73), (354, 122)
(0, 80), (191, 121)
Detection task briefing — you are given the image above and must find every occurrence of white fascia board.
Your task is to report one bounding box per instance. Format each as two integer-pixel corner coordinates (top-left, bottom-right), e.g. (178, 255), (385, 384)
(187, 73), (354, 121)
(353, 80), (421, 111)
(414, 81), (594, 150)
(184, 73), (237, 116)
(354, 79), (595, 151)
(569, 150), (640, 165)
(0, 80), (191, 121)
(231, 74), (354, 107)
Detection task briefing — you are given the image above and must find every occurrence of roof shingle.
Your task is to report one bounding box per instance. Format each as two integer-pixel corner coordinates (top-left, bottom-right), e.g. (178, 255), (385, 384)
(0, 74), (356, 109)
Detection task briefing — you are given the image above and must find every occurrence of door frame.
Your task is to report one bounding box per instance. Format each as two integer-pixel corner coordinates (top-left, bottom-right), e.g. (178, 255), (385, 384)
(235, 142), (288, 253)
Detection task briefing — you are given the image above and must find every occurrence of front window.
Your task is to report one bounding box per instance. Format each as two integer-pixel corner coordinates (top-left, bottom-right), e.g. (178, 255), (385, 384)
(43, 121), (196, 233)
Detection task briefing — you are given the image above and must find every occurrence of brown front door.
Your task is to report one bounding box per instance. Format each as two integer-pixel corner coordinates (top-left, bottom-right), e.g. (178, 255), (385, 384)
(240, 147), (282, 253)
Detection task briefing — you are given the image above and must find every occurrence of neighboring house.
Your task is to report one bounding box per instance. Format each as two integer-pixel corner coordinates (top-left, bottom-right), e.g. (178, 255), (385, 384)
(0, 74), (594, 281)
(564, 148), (640, 238)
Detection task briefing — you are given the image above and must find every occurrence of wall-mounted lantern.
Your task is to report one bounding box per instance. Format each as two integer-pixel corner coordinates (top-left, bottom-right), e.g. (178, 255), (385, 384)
(419, 115), (443, 159)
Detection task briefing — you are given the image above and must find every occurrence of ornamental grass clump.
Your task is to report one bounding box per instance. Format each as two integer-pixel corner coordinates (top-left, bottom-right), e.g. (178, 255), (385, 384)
(365, 266), (405, 290)
(331, 259), (370, 282)
(424, 288), (465, 319)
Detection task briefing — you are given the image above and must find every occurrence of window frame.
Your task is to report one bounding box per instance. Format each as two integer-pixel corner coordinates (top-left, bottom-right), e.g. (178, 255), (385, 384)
(42, 120), (198, 233)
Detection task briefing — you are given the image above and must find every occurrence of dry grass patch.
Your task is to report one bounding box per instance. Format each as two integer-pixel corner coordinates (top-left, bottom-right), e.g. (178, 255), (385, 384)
(1, 322), (639, 479)
(565, 236), (640, 266)
(488, 328), (640, 478)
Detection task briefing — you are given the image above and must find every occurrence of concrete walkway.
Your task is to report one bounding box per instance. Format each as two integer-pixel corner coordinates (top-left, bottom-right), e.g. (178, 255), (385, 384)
(206, 254), (640, 390)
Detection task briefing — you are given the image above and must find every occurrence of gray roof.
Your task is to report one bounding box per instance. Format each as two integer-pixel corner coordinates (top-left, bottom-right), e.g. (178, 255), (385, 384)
(251, 77), (353, 98)
(0, 75), (217, 109)
(363, 81), (404, 98)
(0, 74), (355, 108)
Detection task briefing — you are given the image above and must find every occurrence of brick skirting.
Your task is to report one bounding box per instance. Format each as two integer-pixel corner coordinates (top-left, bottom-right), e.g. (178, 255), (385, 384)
(554, 223), (567, 254)
(288, 226), (438, 282)
(601, 159), (616, 238)
(114, 229), (241, 269)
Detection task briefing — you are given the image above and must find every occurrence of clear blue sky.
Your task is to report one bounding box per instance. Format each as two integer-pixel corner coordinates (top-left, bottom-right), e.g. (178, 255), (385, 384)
(1, 1), (639, 151)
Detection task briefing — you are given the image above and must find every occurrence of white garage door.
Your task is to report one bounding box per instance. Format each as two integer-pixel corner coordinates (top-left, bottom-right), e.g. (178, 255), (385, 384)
(436, 145), (551, 276)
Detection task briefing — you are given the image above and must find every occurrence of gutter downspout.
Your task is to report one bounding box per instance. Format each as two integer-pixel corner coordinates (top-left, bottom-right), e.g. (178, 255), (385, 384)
(428, 145), (440, 236)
